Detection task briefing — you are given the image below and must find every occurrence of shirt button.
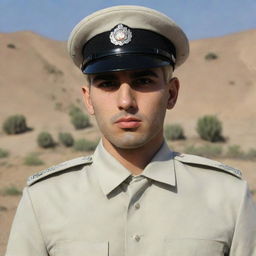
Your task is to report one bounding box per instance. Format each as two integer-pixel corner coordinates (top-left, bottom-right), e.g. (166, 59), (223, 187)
(134, 234), (141, 242)
(135, 203), (140, 209)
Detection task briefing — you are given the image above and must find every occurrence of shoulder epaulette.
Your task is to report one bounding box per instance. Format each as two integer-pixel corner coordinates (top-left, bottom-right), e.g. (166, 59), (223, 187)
(175, 153), (242, 179)
(27, 155), (93, 186)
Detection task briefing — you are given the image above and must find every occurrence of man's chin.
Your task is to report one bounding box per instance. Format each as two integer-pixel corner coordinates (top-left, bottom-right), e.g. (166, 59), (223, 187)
(115, 143), (144, 150)
(108, 134), (148, 150)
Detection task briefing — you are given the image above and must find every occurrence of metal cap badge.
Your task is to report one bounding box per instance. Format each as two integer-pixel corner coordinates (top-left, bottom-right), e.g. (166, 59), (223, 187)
(110, 24), (132, 46)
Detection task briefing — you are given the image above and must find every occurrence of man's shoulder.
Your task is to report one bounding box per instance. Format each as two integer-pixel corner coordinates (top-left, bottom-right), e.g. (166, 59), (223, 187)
(174, 153), (242, 179)
(27, 155), (93, 186)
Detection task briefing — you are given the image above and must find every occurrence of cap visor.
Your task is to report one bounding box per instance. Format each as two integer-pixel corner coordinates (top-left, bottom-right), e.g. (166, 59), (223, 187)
(83, 55), (171, 74)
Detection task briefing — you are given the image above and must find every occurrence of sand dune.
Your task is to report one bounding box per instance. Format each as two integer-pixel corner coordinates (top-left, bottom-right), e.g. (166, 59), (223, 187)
(0, 30), (255, 155)
(0, 29), (256, 256)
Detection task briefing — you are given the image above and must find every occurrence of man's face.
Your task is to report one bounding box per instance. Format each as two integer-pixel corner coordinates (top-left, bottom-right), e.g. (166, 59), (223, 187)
(82, 67), (179, 149)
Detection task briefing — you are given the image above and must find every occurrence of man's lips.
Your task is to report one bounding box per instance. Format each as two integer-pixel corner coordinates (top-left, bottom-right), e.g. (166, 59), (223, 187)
(115, 117), (141, 129)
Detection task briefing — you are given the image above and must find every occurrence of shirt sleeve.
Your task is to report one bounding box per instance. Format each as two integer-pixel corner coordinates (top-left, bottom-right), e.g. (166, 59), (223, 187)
(229, 182), (256, 255)
(5, 187), (48, 256)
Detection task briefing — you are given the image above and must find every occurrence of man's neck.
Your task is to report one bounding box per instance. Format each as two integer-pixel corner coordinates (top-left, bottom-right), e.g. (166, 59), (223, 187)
(102, 136), (164, 175)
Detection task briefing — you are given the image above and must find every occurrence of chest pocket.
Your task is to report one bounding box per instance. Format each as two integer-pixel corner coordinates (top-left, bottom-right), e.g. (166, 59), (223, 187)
(165, 239), (228, 256)
(52, 241), (109, 256)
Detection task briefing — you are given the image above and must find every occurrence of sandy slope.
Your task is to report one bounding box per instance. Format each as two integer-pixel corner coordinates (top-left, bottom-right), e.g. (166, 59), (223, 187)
(0, 30), (256, 255)
(1, 30), (256, 155)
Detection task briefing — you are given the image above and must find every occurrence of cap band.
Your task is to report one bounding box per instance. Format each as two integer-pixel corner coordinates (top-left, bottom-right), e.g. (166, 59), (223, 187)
(83, 47), (175, 68)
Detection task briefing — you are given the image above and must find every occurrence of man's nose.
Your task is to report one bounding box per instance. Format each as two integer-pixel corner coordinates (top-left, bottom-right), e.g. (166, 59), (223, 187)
(117, 83), (137, 111)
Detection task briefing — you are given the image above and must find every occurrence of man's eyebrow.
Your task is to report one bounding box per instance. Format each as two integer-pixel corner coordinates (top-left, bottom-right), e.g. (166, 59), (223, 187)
(90, 73), (117, 83)
(130, 70), (159, 78)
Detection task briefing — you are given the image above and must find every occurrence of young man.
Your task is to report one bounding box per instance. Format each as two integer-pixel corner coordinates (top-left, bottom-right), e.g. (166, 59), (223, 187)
(5, 5), (256, 256)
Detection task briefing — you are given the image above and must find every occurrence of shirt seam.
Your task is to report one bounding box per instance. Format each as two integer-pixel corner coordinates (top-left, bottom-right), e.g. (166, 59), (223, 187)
(230, 180), (247, 247)
(26, 187), (48, 253)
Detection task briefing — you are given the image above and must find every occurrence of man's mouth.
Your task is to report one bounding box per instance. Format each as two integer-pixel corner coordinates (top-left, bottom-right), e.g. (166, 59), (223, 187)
(115, 117), (141, 129)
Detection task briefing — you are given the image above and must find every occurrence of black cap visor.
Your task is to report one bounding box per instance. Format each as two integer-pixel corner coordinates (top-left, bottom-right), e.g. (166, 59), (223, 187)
(83, 54), (172, 74)
(82, 26), (176, 74)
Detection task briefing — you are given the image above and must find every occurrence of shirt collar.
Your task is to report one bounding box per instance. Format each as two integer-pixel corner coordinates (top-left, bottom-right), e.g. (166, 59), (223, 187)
(92, 141), (131, 196)
(142, 141), (176, 187)
(91, 140), (176, 196)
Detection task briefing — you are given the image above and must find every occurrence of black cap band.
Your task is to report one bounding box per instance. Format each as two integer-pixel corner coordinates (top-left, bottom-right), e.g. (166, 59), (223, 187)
(82, 25), (176, 74)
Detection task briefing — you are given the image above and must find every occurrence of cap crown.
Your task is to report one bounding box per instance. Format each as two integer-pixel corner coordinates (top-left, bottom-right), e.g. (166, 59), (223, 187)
(68, 5), (189, 71)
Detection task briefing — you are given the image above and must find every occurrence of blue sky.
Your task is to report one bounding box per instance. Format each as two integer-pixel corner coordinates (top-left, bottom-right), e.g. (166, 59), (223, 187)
(0, 0), (255, 41)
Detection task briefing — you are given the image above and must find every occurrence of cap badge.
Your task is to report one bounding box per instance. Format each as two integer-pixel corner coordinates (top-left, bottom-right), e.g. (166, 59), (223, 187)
(110, 24), (132, 46)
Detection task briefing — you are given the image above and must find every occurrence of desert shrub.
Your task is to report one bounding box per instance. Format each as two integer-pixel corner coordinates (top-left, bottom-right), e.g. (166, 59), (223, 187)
(44, 63), (63, 75)
(37, 132), (55, 148)
(0, 205), (7, 211)
(246, 148), (256, 160)
(184, 145), (200, 155)
(50, 94), (56, 101)
(226, 145), (245, 159)
(2, 186), (22, 196)
(74, 139), (97, 152)
(24, 153), (44, 166)
(71, 112), (90, 130)
(184, 144), (222, 158)
(165, 124), (185, 140)
(7, 43), (16, 49)
(69, 105), (83, 116)
(58, 132), (74, 147)
(55, 102), (62, 111)
(196, 115), (223, 142)
(0, 148), (9, 158)
(3, 114), (28, 134)
(205, 52), (218, 60)
(69, 105), (90, 130)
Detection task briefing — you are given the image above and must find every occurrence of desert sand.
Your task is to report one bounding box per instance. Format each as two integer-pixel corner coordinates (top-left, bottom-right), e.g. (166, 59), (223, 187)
(0, 29), (256, 255)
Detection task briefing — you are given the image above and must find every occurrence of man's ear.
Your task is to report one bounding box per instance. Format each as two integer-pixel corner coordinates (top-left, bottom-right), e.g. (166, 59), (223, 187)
(167, 77), (180, 109)
(81, 86), (95, 115)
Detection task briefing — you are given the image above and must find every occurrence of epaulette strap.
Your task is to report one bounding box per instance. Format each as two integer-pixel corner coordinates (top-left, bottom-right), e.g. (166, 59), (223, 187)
(175, 153), (242, 179)
(27, 155), (93, 186)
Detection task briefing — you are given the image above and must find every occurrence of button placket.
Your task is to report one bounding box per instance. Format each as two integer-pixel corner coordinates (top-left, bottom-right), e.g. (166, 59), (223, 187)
(127, 176), (148, 209)
(125, 175), (149, 254)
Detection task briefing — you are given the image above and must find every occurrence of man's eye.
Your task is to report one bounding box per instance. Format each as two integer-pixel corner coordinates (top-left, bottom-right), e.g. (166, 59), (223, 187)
(97, 81), (118, 90)
(133, 78), (154, 86)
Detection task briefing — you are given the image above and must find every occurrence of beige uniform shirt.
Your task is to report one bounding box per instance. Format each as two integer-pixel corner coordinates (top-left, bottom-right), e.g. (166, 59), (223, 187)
(5, 141), (256, 256)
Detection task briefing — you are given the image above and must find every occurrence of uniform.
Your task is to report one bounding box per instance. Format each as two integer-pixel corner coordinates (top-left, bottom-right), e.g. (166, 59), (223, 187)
(5, 5), (256, 256)
(5, 141), (256, 255)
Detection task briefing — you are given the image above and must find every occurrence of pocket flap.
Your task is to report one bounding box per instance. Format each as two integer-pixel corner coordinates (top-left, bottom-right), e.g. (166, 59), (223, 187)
(165, 239), (227, 255)
(53, 241), (108, 256)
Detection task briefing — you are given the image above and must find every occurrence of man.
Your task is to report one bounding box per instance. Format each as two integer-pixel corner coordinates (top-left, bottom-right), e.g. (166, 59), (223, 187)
(5, 5), (256, 256)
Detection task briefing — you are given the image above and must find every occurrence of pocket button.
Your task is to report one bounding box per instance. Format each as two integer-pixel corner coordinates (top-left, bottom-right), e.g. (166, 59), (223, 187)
(134, 234), (141, 242)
